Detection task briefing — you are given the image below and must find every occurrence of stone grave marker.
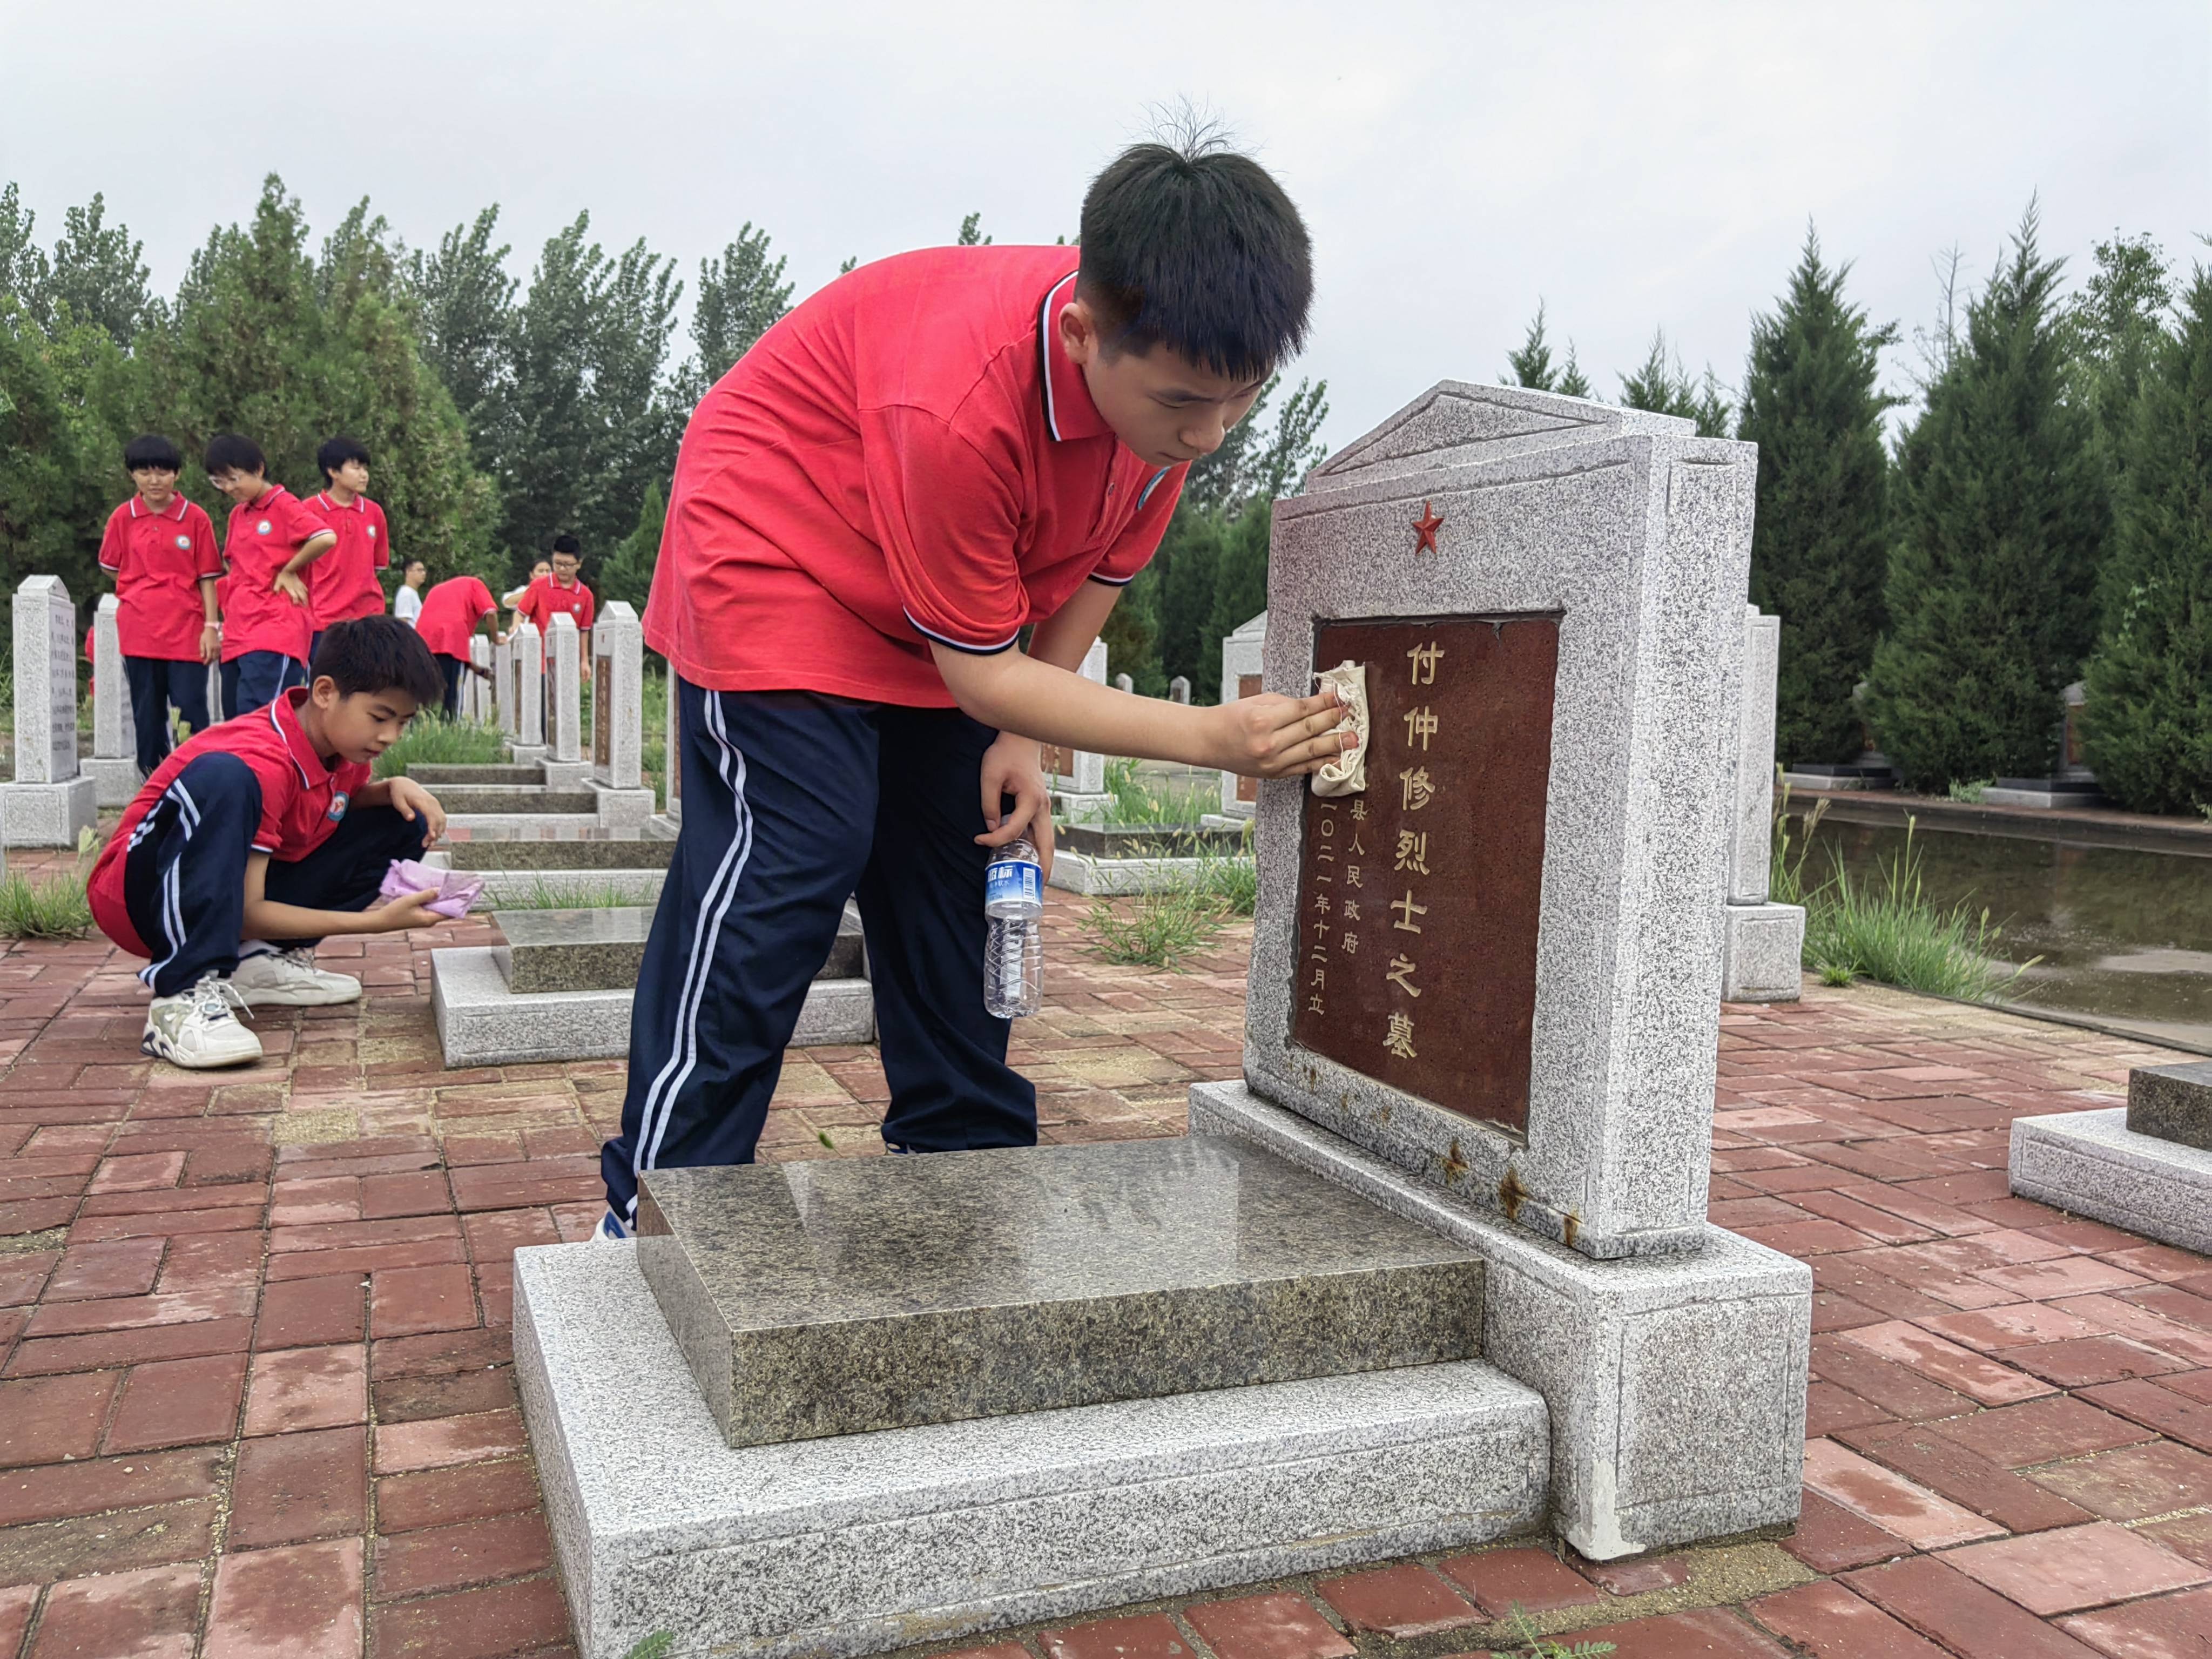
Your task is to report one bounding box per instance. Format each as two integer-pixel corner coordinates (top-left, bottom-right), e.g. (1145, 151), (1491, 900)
(1168, 674), (1191, 704)
(493, 633), (518, 736)
(2013, 1058), (2212, 1255)
(592, 601), (642, 791)
(467, 635), (494, 723)
(1113, 671), (1134, 694)
(1217, 609), (1267, 818)
(512, 621), (545, 755)
(1041, 638), (1109, 822)
(1720, 605), (1804, 1002)
(547, 613), (582, 764)
(88, 594), (143, 807)
(3, 575), (97, 846)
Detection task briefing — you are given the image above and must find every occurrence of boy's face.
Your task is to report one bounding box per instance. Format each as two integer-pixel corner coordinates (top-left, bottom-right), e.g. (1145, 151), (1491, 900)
(131, 465), (179, 505)
(330, 458), (370, 494)
(530, 561), (551, 584)
(551, 553), (581, 584)
(308, 677), (420, 765)
(210, 468), (267, 505)
(406, 562), (427, 588)
(1058, 300), (1269, 470)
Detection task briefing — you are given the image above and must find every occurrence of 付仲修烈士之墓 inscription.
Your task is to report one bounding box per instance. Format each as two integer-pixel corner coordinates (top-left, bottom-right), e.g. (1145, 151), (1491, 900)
(1289, 614), (1559, 1134)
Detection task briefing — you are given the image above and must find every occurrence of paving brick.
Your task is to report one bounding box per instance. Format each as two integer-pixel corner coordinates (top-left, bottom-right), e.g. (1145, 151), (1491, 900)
(0, 1374), (117, 1469)
(1933, 1395), (2159, 1467)
(1975, 1257), (2152, 1299)
(370, 1366), (515, 1426)
(1810, 1333), (1980, 1420)
(1748, 1579), (1950, 1657)
(2008, 1334), (2196, 1387)
(154, 1233), (262, 1294)
(2076, 1378), (2212, 1454)
(373, 1409), (525, 1475)
(1921, 1303), (2101, 1352)
(228, 1426), (369, 1549)
(1842, 1554), (2108, 1658)
(373, 1461), (539, 1534)
(1945, 1521), (2210, 1616)
(367, 1327), (509, 1380)
(1181, 1593), (1352, 1659)
(1437, 1547), (1603, 1618)
(1807, 1381), (1895, 1437)
(2025, 1439), (2212, 1521)
(0, 1499), (217, 1589)
(43, 1239), (163, 1303)
(1042, 1614), (1195, 1659)
(24, 1286), (255, 1340)
(27, 1562), (200, 1659)
(370, 1510), (553, 1602)
(2060, 1584), (2212, 1658)
(86, 1152), (185, 1195)
(368, 1266), (478, 1340)
(1489, 1607), (1788, 1656)
(2139, 1511), (2212, 1571)
(0, 1583), (30, 1659)
(3, 1316), (255, 1378)
(1838, 1422), (2093, 1533)
(0, 1447), (222, 1528)
(1802, 1438), (2007, 1548)
(1314, 1565), (1478, 1637)
(204, 1537), (364, 1659)
(244, 1345), (368, 1436)
(104, 1353), (247, 1453)
(255, 1276), (366, 1351)
(368, 1574), (568, 1659)
(1837, 1319), (2058, 1405)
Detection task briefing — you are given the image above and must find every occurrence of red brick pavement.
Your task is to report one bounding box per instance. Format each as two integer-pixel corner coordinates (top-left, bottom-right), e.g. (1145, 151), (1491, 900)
(2, 885), (2209, 1657)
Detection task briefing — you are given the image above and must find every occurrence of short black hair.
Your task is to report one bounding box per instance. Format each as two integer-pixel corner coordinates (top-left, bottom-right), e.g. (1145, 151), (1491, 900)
(204, 433), (267, 478)
(311, 616), (445, 709)
(316, 435), (370, 482)
(123, 434), (184, 472)
(550, 534), (581, 556)
(1076, 130), (1311, 381)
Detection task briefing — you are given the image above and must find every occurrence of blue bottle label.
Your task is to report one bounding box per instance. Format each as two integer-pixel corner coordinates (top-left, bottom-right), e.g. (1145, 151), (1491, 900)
(986, 858), (1042, 911)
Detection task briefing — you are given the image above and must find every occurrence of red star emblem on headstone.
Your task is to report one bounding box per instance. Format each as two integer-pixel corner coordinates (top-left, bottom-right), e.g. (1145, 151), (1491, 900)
(1412, 501), (1445, 554)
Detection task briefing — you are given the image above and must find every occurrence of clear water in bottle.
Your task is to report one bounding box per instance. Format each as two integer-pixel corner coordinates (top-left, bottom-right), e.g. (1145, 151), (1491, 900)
(983, 837), (1044, 1019)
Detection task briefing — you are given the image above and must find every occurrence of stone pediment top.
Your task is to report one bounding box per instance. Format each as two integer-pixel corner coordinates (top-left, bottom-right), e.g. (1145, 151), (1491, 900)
(1302, 381), (1694, 494)
(1229, 610), (1269, 640)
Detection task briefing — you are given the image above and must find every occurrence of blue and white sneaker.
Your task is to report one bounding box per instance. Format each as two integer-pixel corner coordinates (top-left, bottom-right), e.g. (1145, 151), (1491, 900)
(591, 1210), (629, 1243)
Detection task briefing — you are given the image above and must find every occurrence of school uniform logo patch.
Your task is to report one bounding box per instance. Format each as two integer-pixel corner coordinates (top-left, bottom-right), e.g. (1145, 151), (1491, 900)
(366, 525), (377, 538)
(174, 534), (192, 549)
(327, 792), (350, 822)
(256, 520), (272, 535)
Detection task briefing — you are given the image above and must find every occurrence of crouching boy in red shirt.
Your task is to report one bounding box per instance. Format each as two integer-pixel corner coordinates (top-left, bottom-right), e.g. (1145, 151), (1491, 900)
(87, 618), (455, 1070)
(598, 134), (1348, 1238)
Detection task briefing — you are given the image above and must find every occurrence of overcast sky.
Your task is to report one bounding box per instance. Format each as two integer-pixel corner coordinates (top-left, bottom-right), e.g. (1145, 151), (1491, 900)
(4, 0), (2206, 455)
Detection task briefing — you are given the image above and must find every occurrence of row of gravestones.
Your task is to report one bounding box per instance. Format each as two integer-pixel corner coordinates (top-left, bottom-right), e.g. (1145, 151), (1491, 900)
(0, 575), (651, 846)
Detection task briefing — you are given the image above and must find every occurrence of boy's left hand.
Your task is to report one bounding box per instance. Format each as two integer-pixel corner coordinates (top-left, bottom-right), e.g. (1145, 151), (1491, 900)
(976, 732), (1054, 881)
(387, 776), (447, 843)
(274, 568), (311, 607)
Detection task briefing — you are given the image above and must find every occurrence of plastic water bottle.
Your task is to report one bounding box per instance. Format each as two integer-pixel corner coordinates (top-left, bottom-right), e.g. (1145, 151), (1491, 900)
(983, 837), (1044, 1018)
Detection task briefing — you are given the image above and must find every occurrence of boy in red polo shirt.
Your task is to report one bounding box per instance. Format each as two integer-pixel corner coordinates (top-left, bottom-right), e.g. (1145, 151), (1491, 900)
(97, 434), (222, 775)
(205, 433), (337, 719)
(88, 618), (453, 1069)
(303, 436), (393, 661)
(413, 575), (504, 716)
(598, 135), (1347, 1238)
(514, 535), (595, 653)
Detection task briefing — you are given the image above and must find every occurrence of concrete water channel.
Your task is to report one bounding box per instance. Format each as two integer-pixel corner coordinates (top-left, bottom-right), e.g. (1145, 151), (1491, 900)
(1796, 795), (2212, 1049)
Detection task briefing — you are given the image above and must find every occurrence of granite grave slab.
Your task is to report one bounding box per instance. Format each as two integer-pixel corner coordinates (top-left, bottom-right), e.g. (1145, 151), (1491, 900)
(2011, 1105), (2212, 1256)
(497, 903), (864, 995)
(2126, 1058), (2212, 1150)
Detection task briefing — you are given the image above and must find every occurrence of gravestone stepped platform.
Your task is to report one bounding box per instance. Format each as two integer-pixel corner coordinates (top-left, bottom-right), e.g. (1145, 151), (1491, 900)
(433, 903), (872, 1068)
(1048, 821), (1253, 897)
(517, 1137), (1545, 1659)
(412, 758), (655, 832)
(2011, 1060), (2212, 1254)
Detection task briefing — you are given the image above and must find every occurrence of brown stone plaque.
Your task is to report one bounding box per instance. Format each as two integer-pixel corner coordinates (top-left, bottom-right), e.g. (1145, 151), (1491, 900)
(594, 656), (612, 768)
(1236, 674), (1263, 802)
(1288, 615), (1559, 1134)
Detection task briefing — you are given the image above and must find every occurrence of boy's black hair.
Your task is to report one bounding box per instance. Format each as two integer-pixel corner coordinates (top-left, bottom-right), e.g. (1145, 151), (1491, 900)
(1076, 130), (1311, 381)
(204, 433), (267, 478)
(316, 435), (371, 483)
(310, 616), (446, 710)
(123, 433), (184, 472)
(550, 534), (581, 557)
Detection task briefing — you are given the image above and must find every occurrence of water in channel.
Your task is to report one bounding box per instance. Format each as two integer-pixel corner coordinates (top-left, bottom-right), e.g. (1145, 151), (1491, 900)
(1788, 808), (2212, 1050)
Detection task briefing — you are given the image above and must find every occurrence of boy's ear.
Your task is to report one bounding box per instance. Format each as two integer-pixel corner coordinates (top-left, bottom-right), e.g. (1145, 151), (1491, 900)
(309, 674), (341, 707)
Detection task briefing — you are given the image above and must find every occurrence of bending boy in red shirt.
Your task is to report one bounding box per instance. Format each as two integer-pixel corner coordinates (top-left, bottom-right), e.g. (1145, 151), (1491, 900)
(97, 433), (222, 776)
(87, 619), (454, 1069)
(205, 433), (337, 718)
(599, 135), (1348, 1237)
(303, 436), (393, 662)
(413, 575), (505, 717)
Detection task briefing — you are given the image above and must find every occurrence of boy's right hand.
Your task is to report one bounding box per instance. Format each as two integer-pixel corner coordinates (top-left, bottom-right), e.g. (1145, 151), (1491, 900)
(368, 889), (444, 932)
(1207, 687), (1357, 779)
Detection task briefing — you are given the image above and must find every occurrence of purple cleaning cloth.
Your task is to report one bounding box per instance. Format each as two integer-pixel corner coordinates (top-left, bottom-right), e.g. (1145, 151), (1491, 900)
(380, 859), (484, 920)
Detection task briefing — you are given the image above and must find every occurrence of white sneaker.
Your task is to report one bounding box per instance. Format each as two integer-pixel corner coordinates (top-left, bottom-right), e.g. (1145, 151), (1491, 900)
(231, 946), (362, 1007)
(591, 1211), (629, 1244)
(143, 974), (264, 1069)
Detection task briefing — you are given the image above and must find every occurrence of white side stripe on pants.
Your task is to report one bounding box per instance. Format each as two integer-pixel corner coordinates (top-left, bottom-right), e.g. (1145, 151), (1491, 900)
(629, 689), (756, 1217)
(140, 781), (203, 989)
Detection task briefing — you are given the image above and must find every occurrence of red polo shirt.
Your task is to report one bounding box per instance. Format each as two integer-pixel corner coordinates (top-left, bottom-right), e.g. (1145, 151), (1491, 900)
(89, 688), (371, 957)
(219, 486), (326, 664)
(302, 491), (392, 629)
(516, 575), (595, 634)
(98, 494), (221, 660)
(644, 246), (1186, 706)
(415, 576), (498, 659)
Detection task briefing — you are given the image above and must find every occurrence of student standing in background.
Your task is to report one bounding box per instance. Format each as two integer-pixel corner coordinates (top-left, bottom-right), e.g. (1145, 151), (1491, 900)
(302, 437), (392, 660)
(97, 434), (221, 775)
(414, 574), (504, 716)
(394, 559), (428, 626)
(205, 433), (334, 719)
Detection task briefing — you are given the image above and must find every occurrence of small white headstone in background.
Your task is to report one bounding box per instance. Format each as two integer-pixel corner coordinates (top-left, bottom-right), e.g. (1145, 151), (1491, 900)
(513, 621), (545, 750)
(1168, 675), (1191, 705)
(467, 635), (493, 723)
(492, 634), (518, 737)
(87, 595), (142, 807)
(1721, 604), (1803, 1003)
(3, 574), (97, 846)
(1114, 672), (1135, 694)
(548, 615), (582, 763)
(593, 602), (644, 791)
(1217, 610), (1268, 820)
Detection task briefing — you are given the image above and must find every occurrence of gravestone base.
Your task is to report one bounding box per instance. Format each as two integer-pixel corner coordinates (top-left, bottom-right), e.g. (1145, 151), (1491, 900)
(2009, 1108), (2212, 1255)
(542, 759), (596, 789)
(589, 783), (657, 834)
(1982, 776), (2107, 810)
(1050, 790), (1111, 825)
(1189, 1081), (1810, 1561)
(0, 777), (97, 848)
(1721, 901), (1805, 1003)
(1048, 852), (1213, 897)
(508, 744), (549, 766)
(85, 756), (144, 810)
(515, 1241), (1547, 1659)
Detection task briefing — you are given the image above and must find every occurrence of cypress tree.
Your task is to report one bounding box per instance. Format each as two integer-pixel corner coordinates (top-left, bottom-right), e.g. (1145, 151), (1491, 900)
(1865, 206), (2106, 788)
(1739, 227), (1899, 763)
(2080, 263), (2212, 813)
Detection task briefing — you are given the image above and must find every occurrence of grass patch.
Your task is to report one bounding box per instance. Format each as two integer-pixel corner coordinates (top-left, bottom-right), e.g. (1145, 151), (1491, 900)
(1774, 792), (2034, 1000)
(0, 827), (97, 940)
(1098, 756), (1218, 827)
(491, 877), (660, 909)
(373, 712), (511, 779)
(1076, 840), (1256, 968)
(1946, 778), (1992, 803)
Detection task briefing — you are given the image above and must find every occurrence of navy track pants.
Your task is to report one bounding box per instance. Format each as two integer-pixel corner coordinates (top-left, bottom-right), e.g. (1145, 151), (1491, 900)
(120, 752), (429, 995)
(221, 651), (306, 719)
(121, 655), (214, 778)
(601, 682), (1036, 1224)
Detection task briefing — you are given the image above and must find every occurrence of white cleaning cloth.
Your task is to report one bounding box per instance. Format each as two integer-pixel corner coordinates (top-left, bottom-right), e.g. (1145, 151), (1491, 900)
(1310, 660), (1369, 797)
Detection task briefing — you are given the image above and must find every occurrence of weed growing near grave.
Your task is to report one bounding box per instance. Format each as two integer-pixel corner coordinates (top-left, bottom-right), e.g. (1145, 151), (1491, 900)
(622, 1636), (675, 1659)
(1080, 881), (1234, 970)
(1946, 778), (1992, 803)
(492, 877), (662, 909)
(1100, 756), (1218, 826)
(373, 712), (511, 779)
(0, 828), (96, 940)
(1489, 1606), (1616, 1657)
